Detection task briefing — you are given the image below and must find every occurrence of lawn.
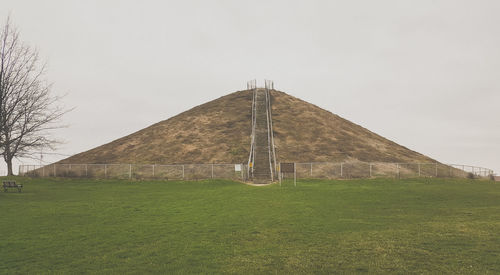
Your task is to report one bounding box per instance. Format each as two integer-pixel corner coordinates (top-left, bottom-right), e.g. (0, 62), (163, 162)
(1, 177), (500, 274)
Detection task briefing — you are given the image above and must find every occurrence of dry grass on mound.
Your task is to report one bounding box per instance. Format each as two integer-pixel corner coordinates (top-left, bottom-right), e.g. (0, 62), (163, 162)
(60, 89), (437, 165)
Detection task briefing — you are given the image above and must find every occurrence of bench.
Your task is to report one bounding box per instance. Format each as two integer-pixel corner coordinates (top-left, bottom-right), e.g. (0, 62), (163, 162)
(3, 181), (23, 192)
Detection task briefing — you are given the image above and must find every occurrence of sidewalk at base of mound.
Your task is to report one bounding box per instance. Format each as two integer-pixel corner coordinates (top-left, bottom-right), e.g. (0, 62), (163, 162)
(242, 181), (276, 186)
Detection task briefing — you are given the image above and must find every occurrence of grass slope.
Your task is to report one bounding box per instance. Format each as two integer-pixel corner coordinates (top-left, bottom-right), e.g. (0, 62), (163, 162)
(271, 90), (434, 163)
(59, 89), (436, 165)
(1, 177), (499, 274)
(60, 91), (253, 164)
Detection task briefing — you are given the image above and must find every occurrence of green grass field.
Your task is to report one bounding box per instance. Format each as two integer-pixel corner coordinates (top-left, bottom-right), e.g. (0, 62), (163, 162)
(1, 177), (500, 274)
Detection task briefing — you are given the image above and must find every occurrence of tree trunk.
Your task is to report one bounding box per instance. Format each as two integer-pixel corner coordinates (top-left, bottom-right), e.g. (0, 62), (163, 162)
(6, 157), (13, 176)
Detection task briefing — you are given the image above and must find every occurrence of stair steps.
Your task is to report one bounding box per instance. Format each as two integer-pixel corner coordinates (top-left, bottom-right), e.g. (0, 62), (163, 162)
(248, 86), (276, 184)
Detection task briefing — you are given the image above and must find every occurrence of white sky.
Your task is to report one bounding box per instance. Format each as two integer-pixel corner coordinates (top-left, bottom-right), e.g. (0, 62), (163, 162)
(1, 0), (499, 175)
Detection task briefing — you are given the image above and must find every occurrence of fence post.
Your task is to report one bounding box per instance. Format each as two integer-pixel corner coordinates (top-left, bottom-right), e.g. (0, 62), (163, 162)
(182, 165), (185, 180)
(241, 164), (244, 180)
(435, 163), (438, 177)
(85, 164), (88, 177)
(310, 163), (313, 177)
(54, 164), (56, 177)
(129, 164), (132, 179)
(341, 163), (343, 178)
(294, 162), (296, 187)
(279, 163), (281, 187)
(418, 163), (421, 177)
(211, 164), (214, 179)
(396, 163), (399, 179)
(152, 164), (155, 177)
(42, 166), (45, 177)
(369, 163), (372, 177)
(104, 164), (107, 178)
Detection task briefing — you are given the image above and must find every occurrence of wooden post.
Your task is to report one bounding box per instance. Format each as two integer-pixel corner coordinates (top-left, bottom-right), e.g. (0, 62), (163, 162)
(435, 163), (438, 177)
(369, 163), (372, 177)
(211, 164), (214, 179)
(85, 164), (88, 177)
(341, 163), (343, 178)
(396, 163), (399, 179)
(418, 163), (421, 177)
(182, 165), (185, 179)
(104, 164), (107, 178)
(310, 163), (313, 177)
(54, 164), (56, 177)
(129, 164), (132, 179)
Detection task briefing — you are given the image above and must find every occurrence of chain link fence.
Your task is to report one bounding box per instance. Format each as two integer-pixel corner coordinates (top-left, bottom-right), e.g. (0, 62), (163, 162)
(19, 162), (493, 181)
(285, 161), (494, 180)
(19, 163), (249, 181)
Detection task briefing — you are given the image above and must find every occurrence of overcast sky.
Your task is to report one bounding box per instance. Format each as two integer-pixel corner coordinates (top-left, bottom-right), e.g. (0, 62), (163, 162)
(1, 0), (499, 175)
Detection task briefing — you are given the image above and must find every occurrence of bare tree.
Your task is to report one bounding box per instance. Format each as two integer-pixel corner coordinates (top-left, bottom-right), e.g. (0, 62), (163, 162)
(0, 17), (66, 175)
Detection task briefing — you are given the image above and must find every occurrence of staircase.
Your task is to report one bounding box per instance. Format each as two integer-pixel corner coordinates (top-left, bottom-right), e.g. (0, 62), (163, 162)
(247, 80), (277, 184)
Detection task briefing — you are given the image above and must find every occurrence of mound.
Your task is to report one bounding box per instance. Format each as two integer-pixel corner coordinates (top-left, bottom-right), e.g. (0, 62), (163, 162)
(59, 90), (436, 164)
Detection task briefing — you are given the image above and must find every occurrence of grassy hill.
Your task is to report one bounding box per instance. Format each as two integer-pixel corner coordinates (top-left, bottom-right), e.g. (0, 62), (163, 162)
(59, 90), (436, 164)
(270, 90), (433, 163)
